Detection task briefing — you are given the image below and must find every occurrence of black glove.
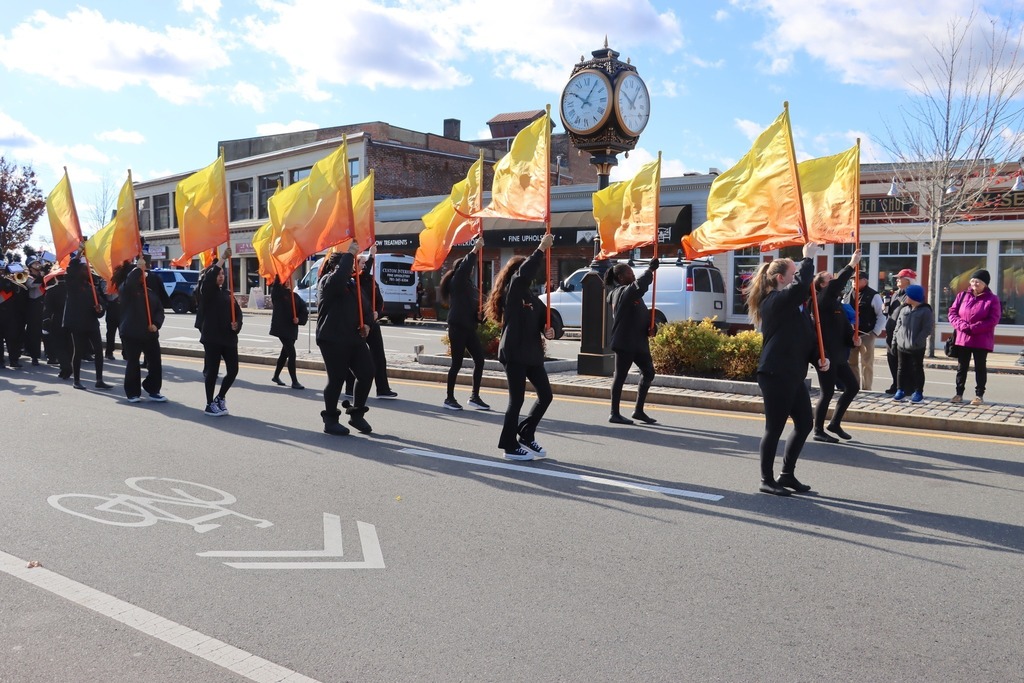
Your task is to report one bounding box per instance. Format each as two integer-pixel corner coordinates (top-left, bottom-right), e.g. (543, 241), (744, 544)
(649, 257), (660, 271)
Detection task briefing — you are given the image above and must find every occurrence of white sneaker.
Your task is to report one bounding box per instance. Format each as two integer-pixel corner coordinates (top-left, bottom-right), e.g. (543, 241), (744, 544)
(504, 447), (535, 461)
(518, 438), (547, 457)
(126, 396), (142, 404)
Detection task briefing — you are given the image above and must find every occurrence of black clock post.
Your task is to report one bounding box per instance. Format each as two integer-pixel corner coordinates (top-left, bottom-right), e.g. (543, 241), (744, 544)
(559, 39), (650, 376)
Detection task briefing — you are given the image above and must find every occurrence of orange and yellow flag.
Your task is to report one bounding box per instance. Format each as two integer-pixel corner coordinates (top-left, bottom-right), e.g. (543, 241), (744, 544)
(85, 173), (141, 281)
(761, 143), (860, 251)
(173, 155), (228, 267)
(45, 168), (83, 262)
(270, 139), (354, 278)
(474, 113), (549, 222)
(595, 157), (661, 258)
(332, 170), (377, 255)
(413, 157), (483, 271)
(253, 221), (288, 282)
(681, 107), (804, 259)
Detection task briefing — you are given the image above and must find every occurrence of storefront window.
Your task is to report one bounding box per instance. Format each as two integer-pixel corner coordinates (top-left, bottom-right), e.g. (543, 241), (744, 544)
(732, 247), (762, 315)
(997, 240), (1024, 325)
(878, 241), (918, 301)
(230, 179), (253, 221)
(831, 242), (870, 274)
(938, 240), (986, 321)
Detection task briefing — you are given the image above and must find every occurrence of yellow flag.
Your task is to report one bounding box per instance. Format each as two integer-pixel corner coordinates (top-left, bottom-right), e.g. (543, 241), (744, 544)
(681, 108), (804, 258)
(334, 171), (377, 254)
(474, 113), (549, 222)
(413, 157), (483, 271)
(595, 158), (661, 258)
(253, 221), (288, 281)
(85, 173), (141, 282)
(271, 139), (354, 278)
(173, 155), (228, 267)
(46, 168), (83, 262)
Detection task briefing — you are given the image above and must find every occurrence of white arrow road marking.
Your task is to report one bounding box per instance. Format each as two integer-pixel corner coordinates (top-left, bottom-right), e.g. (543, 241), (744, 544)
(398, 448), (724, 502)
(0, 549), (321, 682)
(197, 514), (385, 569)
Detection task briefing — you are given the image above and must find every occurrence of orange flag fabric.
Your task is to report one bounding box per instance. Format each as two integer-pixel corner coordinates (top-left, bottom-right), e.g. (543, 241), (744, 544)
(85, 173), (141, 281)
(474, 113), (549, 222)
(595, 157), (661, 258)
(760, 144), (860, 251)
(332, 170), (377, 254)
(45, 168), (83, 262)
(270, 139), (354, 279)
(173, 155), (228, 267)
(413, 157), (483, 271)
(681, 107), (804, 259)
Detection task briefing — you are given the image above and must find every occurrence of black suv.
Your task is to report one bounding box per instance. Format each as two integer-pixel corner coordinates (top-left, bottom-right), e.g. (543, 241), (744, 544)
(152, 269), (201, 314)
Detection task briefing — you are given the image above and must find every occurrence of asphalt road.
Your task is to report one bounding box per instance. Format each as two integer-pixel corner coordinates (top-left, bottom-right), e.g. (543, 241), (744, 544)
(2, 357), (1022, 682)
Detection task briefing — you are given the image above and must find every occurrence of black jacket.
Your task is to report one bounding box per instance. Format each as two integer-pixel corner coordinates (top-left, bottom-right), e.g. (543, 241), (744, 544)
(316, 252), (362, 345)
(197, 265), (243, 346)
(62, 260), (105, 333)
(757, 257), (818, 377)
(119, 267), (166, 341)
(356, 256), (384, 327)
(608, 266), (654, 353)
(497, 250), (547, 366)
(270, 282), (308, 341)
(447, 255), (481, 330)
(814, 264), (855, 365)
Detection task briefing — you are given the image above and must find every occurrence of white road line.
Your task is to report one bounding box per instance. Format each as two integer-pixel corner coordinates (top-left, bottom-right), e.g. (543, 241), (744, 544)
(0, 550), (322, 683)
(397, 448), (724, 502)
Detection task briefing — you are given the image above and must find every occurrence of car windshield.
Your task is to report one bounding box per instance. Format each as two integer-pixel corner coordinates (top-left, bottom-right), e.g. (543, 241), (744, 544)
(179, 272), (199, 283)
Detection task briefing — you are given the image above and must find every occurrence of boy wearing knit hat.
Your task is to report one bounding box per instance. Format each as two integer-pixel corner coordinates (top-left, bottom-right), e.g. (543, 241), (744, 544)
(948, 268), (1002, 405)
(892, 284), (933, 403)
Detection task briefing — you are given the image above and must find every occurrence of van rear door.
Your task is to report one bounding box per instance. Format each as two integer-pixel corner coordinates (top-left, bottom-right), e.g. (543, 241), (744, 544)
(376, 256), (418, 323)
(688, 266), (727, 322)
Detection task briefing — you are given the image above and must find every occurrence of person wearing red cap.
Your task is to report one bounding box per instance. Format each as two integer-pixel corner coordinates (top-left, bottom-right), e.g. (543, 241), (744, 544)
(882, 268), (916, 394)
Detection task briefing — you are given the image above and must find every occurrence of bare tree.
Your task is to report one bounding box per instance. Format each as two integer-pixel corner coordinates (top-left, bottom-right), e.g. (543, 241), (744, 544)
(881, 10), (1024, 355)
(87, 172), (118, 232)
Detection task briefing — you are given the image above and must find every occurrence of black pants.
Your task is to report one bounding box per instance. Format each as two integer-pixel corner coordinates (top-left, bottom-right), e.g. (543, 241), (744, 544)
(446, 324), (485, 398)
(274, 337), (297, 382)
(71, 328), (104, 383)
(25, 298), (43, 361)
(814, 361), (859, 430)
(343, 326), (390, 395)
(50, 326), (71, 373)
(498, 361), (552, 451)
(955, 347), (989, 398)
(1, 309), (23, 363)
(319, 339), (373, 414)
(105, 303), (120, 357)
(886, 338), (899, 390)
(756, 371), (813, 481)
(203, 342), (238, 404)
(896, 348), (926, 394)
(123, 335), (162, 398)
(610, 349), (655, 416)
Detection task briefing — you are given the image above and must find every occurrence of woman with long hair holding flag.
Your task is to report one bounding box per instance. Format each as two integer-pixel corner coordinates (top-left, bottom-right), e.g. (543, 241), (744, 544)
(744, 241), (827, 496)
(485, 233), (555, 460)
(63, 254), (111, 391)
(604, 257), (660, 425)
(439, 237), (489, 411)
(269, 275), (307, 390)
(112, 256), (166, 403)
(197, 249), (242, 416)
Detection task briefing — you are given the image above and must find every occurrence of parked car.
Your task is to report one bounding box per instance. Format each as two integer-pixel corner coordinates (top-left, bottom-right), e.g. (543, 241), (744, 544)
(151, 268), (201, 314)
(295, 253), (419, 324)
(545, 258), (727, 339)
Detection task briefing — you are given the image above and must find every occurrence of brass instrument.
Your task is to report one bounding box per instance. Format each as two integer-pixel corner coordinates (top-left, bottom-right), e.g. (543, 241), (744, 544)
(2, 273), (28, 289)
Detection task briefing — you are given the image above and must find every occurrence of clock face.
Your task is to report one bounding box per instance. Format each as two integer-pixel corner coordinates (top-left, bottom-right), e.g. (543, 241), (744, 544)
(560, 69), (613, 135)
(614, 72), (650, 136)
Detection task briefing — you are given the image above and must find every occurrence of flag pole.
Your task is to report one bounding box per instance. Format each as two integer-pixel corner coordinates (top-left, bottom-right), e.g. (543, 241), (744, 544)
(782, 101), (825, 367)
(476, 150), (485, 319)
(220, 147), (236, 326)
(125, 169), (153, 328)
(544, 105), (552, 329)
(852, 139), (862, 345)
(650, 152), (662, 332)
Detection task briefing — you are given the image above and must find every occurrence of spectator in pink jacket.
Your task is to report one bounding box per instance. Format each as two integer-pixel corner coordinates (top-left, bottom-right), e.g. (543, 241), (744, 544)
(947, 269), (1002, 405)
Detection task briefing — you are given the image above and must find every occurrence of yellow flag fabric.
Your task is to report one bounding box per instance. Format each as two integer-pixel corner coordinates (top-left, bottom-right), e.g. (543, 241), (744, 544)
(474, 114), (548, 221)
(172, 156), (228, 267)
(681, 109), (804, 258)
(761, 144), (860, 251)
(46, 170), (83, 262)
(333, 171), (377, 254)
(270, 140), (354, 279)
(413, 158), (483, 271)
(596, 158), (661, 258)
(85, 174), (140, 282)
(253, 221), (288, 281)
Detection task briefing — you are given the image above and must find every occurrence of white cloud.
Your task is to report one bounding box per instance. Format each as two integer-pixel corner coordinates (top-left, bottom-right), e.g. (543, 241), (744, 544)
(690, 56), (725, 69)
(734, 118), (765, 141)
(714, 10), (729, 21)
(610, 147), (691, 182)
(96, 129), (146, 144)
(179, 0), (221, 20)
(0, 8), (230, 104)
(230, 81), (266, 112)
(0, 110), (107, 182)
(255, 120), (320, 135)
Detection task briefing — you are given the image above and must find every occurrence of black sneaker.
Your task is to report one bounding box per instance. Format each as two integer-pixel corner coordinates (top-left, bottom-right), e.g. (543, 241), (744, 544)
(883, 386), (897, 395)
(759, 479), (792, 496)
(812, 430), (839, 444)
(518, 438), (546, 458)
(609, 414), (634, 425)
(503, 447), (534, 461)
(443, 397), (463, 411)
(467, 395), (491, 411)
(376, 390), (398, 400)
(777, 472), (812, 493)
(826, 423), (852, 440)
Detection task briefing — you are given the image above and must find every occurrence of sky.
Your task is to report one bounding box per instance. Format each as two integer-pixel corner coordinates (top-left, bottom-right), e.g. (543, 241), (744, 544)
(0, 0), (1016, 248)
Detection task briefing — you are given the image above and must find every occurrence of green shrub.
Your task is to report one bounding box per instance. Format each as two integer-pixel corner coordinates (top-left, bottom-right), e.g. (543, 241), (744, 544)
(650, 318), (761, 381)
(720, 330), (762, 380)
(441, 318), (502, 359)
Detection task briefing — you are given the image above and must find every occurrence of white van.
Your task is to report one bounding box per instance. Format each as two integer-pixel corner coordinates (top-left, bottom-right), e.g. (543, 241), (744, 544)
(546, 258), (727, 339)
(295, 253), (419, 324)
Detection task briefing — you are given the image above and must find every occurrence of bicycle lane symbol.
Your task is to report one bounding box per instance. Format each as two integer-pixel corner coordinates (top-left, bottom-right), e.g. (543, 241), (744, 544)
(47, 477), (273, 533)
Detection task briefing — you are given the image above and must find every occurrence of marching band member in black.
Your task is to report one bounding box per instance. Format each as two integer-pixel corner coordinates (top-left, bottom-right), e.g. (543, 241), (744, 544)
(439, 238), (489, 411)
(63, 256), (110, 390)
(113, 257), (166, 403)
(197, 250), (242, 416)
(270, 275), (307, 390)
(605, 258), (659, 425)
(343, 247), (397, 400)
(24, 256), (46, 366)
(811, 249), (861, 442)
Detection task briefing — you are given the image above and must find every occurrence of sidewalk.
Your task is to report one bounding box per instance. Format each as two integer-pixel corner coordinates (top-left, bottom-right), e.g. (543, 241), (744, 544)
(165, 320), (1024, 439)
